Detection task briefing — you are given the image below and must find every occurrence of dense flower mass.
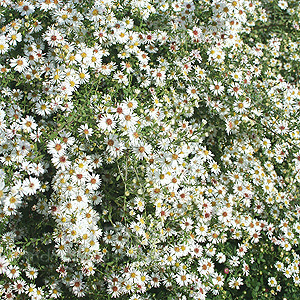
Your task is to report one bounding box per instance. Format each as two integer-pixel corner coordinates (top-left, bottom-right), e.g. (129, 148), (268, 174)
(0, 0), (300, 299)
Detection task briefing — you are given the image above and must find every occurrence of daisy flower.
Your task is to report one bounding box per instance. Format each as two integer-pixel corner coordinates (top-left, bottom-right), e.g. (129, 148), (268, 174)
(4, 194), (22, 210)
(0, 36), (9, 54)
(121, 61), (134, 73)
(51, 154), (71, 170)
(187, 85), (199, 98)
(278, 0), (288, 9)
(227, 83), (243, 98)
(43, 26), (64, 47)
(47, 139), (66, 156)
(98, 114), (116, 132)
(35, 101), (52, 116)
(59, 131), (75, 146)
(79, 124), (94, 139)
(7, 30), (22, 46)
(228, 277), (243, 289)
(216, 252), (226, 263)
(70, 276), (84, 291)
(16, 1), (35, 16)
(86, 173), (101, 190)
(108, 142), (125, 158)
(191, 243), (203, 258)
(13, 279), (27, 294)
(119, 111), (138, 130)
(113, 71), (129, 85)
(268, 277), (277, 287)
(94, 29), (108, 43)
(90, 154), (102, 168)
(175, 271), (191, 286)
(6, 265), (20, 279)
(104, 133), (119, 149)
(123, 97), (138, 111)
(209, 81), (225, 95)
(22, 177), (40, 195)
(108, 283), (122, 298)
(115, 28), (129, 44)
(0, 256), (9, 274)
(234, 100), (250, 113)
(212, 273), (225, 287)
(49, 284), (61, 299)
(150, 274), (160, 288)
(152, 69), (166, 86)
(34, 287), (45, 299)
(10, 56), (29, 73)
(71, 168), (89, 185)
(133, 143), (152, 160)
(78, 68), (90, 84)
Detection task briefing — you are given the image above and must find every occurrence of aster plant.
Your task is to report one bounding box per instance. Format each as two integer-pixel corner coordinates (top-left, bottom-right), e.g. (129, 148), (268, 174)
(0, 0), (300, 299)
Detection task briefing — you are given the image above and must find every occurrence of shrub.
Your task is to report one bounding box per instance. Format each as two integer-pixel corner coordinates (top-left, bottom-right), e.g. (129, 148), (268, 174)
(0, 0), (300, 299)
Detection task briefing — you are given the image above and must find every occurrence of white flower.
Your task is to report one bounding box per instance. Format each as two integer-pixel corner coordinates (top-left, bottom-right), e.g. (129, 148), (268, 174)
(180, 217), (193, 231)
(209, 81), (224, 95)
(216, 252), (226, 263)
(4, 194), (22, 210)
(119, 111), (138, 130)
(16, 1), (35, 16)
(51, 154), (71, 170)
(6, 265), (20, 279)
(22, 177), (41, 195)
(133, 143), (152, 160)
(43, 26), (64, 47)
(0, 256), (9, 274)
(228, 277), (243, 289)
(0, 36), (9, 54)
(35, 101), (52, 116)
(268, 277), (277, 287)
(47, 139), (66, 156)
(113, 71), (129, 85)
(86, 173), (101, 190)
(275, 261), (284, 271)
(78, 68), (90, 84)
(212, 273), (224, 287)
(79, 124), (94, 139)
(71, 168), (89, 185)
(98, 114), (117, 132)
(13, 279), (26, 294)
(227, 83), (243, 98)
(10, 56), (29, 72)
(175, 271), (191, 286)
(278, 0), (288, 9)
(229, 255), (240, 267)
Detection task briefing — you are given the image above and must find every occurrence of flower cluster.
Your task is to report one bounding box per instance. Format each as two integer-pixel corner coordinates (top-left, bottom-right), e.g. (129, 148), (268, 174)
(0, 0), (300, 299)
